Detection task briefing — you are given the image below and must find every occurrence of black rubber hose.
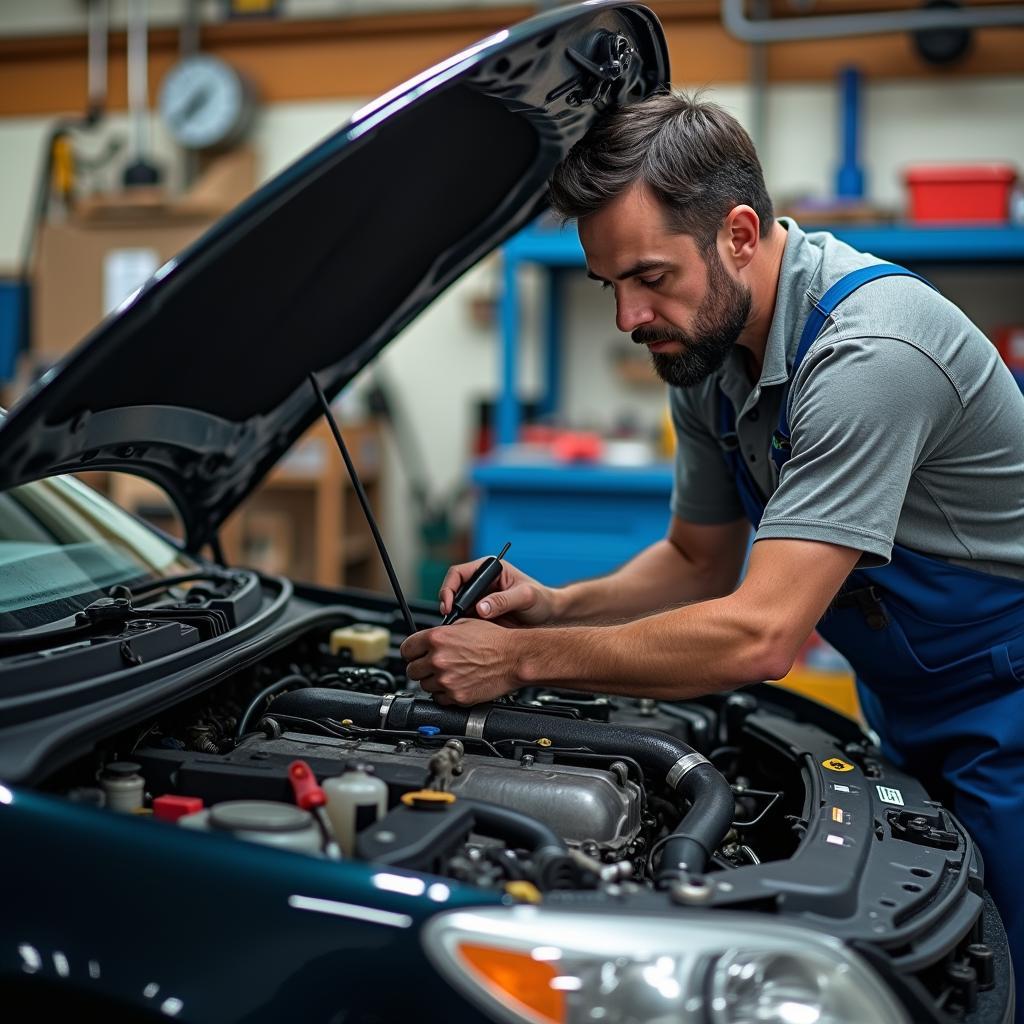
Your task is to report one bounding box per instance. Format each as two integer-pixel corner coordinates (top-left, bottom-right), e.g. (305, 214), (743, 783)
(272, 689), (734, 877)
(459, 798), (574, 890)
(654, 763), (736, 883)
(460, 798), (566, 854)
(235, 674), (310, 741)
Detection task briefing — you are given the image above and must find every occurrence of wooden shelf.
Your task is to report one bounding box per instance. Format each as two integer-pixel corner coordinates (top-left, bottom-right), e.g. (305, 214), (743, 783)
(221, 418), (384, 588)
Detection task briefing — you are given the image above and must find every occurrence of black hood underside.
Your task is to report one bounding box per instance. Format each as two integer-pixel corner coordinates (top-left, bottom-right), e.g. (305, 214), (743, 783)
(0, 2), (669, 554)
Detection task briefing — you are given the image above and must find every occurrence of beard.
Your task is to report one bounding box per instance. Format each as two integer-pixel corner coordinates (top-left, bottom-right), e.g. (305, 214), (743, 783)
(635, 250), (752, 388)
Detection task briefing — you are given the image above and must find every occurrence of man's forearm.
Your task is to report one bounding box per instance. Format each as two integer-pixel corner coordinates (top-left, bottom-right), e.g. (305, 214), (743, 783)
(551, 537), (739, 625)
(516, 592), (789, 698)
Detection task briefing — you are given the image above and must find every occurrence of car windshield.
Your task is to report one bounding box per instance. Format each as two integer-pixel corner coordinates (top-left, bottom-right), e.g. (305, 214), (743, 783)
(0, 474), (196, 631)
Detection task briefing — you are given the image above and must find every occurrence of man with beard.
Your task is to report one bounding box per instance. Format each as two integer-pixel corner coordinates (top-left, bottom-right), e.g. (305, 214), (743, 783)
(402, 92), (1024, 989)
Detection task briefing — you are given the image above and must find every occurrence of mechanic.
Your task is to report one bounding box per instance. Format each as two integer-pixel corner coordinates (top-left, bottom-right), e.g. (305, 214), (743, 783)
(400, 92), (1024, 992)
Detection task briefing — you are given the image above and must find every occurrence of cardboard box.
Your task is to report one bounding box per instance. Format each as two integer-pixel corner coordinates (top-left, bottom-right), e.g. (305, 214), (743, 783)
(29, 147), (256, 367)
(32, 215), (214, 362)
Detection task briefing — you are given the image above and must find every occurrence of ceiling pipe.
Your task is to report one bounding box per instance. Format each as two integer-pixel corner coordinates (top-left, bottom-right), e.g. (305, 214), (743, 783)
(722, 0), (1024, 42)
(86, 0), (109, 122)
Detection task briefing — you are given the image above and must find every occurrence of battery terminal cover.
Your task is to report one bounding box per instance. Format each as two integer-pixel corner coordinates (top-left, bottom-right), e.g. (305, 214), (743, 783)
(330, 624), (390, 663)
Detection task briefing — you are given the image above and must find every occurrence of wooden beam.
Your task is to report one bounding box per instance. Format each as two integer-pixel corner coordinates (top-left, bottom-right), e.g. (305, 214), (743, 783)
(0, 3), (1021, 118)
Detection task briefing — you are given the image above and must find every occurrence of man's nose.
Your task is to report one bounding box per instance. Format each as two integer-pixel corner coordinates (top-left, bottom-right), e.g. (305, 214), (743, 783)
(615, 293), (655, 334)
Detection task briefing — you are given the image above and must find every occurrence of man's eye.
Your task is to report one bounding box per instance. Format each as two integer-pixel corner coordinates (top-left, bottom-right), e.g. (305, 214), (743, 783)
(640, 275), (665, 289)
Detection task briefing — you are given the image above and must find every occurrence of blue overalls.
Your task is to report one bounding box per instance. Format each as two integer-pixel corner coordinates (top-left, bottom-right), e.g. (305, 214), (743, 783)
(718, 265), (1024, 1003)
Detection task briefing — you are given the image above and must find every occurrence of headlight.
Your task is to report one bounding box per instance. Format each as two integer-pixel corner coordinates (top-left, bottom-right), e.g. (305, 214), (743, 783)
(422, 907), (908, 1024)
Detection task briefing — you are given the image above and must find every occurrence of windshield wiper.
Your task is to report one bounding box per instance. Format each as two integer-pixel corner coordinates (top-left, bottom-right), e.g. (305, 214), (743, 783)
(110, 568), (240, 601)
(0, 573), (244, 658)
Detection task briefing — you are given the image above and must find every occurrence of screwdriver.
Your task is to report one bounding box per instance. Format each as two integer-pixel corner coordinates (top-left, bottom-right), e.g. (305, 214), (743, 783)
(441, 542), (511, 626)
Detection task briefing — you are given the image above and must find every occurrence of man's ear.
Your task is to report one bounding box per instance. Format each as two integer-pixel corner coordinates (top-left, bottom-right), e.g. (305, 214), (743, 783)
(722, 205), (760, 271)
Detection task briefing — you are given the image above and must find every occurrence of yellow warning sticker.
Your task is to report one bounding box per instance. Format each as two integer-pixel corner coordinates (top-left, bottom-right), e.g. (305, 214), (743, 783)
(822, 756), (855, 773)
(832, 807), (844, 823)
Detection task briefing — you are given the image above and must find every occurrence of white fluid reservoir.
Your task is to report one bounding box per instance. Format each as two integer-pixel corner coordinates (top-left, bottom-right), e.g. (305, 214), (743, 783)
(179, 800), (323, 856)
(323, 763), (388, 856)
(99, 761), (145, 813)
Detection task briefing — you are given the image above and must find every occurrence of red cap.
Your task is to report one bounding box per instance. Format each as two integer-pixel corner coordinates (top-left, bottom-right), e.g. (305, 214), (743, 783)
(288, 759), (327, 810)
(153, 794), (204, 822)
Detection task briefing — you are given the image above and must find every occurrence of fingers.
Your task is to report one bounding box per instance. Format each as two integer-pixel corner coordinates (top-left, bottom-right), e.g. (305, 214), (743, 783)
(438, 558), (525, 615)
(439, 559), (486, 615)
(399, 629), (431, 662)
(475, 581), (536, 620)
(415, 673), (440, 693)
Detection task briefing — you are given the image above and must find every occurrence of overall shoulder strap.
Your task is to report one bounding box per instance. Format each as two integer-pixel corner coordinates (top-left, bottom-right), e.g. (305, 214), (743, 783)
(771, 264), (932, 469)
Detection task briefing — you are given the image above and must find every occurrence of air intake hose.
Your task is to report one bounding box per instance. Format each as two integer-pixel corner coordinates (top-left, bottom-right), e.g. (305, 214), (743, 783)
(271, 689), (734, 881)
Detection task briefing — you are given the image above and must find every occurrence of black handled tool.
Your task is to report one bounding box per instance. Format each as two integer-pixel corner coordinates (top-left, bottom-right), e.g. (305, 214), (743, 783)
(441, 542), (511, 626)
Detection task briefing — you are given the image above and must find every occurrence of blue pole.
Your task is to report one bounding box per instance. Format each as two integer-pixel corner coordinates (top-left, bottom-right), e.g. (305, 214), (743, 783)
(836, 65), (865, 200)
(498, 251), (520, 447)
(542, 269), (563, 419)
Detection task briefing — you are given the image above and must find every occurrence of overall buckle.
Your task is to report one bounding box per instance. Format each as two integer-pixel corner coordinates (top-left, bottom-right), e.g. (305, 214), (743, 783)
(835, 585), (890, 631)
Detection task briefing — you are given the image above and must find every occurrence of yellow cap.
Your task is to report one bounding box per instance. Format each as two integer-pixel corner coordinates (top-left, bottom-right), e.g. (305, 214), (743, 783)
(504, 881), (543, 904)
(536, 737), (552, 748)
(400, 789), (457, 809)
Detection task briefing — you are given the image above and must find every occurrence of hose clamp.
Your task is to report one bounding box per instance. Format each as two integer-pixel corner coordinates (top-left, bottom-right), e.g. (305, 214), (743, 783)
(464, 703), (493, 739)
(379, 693), (398, 729)
(666, 752), (710, 789)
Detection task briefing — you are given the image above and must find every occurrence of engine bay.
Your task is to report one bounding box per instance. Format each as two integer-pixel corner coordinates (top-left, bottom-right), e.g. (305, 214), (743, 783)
(37, 596), (1011, 1022)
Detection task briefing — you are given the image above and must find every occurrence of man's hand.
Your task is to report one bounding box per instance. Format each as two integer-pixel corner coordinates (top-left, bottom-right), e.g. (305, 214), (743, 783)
(401, 619), (522, 706)
(439, 558), (558, 626)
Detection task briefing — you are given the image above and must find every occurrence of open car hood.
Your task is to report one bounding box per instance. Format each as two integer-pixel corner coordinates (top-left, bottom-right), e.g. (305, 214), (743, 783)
(0, 1), (668, 554)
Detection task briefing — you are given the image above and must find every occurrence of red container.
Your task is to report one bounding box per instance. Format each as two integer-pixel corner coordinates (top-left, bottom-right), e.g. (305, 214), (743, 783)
(905, 164), (1017, 224)
(994, 325), (1024, 373)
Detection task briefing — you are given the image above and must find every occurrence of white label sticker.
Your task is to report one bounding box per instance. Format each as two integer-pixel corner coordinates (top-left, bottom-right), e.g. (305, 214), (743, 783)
(103, 248), (159, 315)
(876, 785), (904, 806)
(833, 784), (851, 793)
(826, 834), (846, 846)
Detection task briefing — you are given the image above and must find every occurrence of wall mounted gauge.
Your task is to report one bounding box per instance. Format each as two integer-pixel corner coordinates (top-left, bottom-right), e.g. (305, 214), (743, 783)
(159, 54), (255, 151)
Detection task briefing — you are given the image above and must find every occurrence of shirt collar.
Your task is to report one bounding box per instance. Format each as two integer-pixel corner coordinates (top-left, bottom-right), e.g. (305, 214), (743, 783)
(712, 218), (825, 414)
(757, 217), (823, 388)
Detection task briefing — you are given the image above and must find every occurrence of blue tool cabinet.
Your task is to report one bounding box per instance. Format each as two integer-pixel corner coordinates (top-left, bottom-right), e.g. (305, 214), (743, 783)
(472, 220), (1024, 581)
(472, 461), (673, 587)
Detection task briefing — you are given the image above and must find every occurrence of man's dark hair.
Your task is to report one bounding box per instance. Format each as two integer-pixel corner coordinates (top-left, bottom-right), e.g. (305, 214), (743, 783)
(548, 91), (774, 253)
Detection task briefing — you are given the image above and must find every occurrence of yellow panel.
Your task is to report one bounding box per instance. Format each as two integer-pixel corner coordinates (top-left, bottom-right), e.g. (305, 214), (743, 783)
(770, 668), (863, 723)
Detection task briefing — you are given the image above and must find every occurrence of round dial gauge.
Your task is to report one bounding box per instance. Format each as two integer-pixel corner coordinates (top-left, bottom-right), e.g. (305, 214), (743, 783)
(159, 55), (254, 151)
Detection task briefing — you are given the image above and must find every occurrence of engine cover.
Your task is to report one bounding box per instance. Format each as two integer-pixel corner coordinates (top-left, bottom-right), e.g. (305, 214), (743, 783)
(136, 730), (644, 851)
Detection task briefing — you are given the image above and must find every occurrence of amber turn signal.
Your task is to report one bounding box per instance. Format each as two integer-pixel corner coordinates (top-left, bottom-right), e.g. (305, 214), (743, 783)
(456, 943), (566, 1024)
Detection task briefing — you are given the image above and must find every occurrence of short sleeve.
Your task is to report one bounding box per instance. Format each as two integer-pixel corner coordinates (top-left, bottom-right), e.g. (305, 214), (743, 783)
(756, 335), (963, 564)
(669, 386), (746, 524)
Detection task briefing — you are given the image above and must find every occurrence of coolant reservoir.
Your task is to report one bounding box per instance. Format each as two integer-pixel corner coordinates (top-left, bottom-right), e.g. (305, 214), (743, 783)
(329, 624), (390, 663)
(323, 763), (388, 856)
(178, 800), (323, 855)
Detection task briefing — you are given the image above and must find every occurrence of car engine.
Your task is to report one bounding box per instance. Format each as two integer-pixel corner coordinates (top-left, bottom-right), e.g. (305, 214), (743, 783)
(43, 597), (1012, 1022)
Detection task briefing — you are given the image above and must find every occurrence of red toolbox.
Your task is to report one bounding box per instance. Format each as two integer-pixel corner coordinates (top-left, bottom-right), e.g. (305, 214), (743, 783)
(905, 163), (1017, 224)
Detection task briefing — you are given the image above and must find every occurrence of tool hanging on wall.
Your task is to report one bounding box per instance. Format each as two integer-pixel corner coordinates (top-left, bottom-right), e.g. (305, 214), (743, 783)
(123, 0), (162, 187)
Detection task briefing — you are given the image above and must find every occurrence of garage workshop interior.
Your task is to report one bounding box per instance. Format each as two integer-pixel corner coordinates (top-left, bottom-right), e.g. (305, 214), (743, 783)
(1, 2), (1023, 1023)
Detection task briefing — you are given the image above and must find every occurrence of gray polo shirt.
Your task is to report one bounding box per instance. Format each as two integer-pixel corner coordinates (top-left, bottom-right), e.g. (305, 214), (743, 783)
(669, 218), (1024, 581)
